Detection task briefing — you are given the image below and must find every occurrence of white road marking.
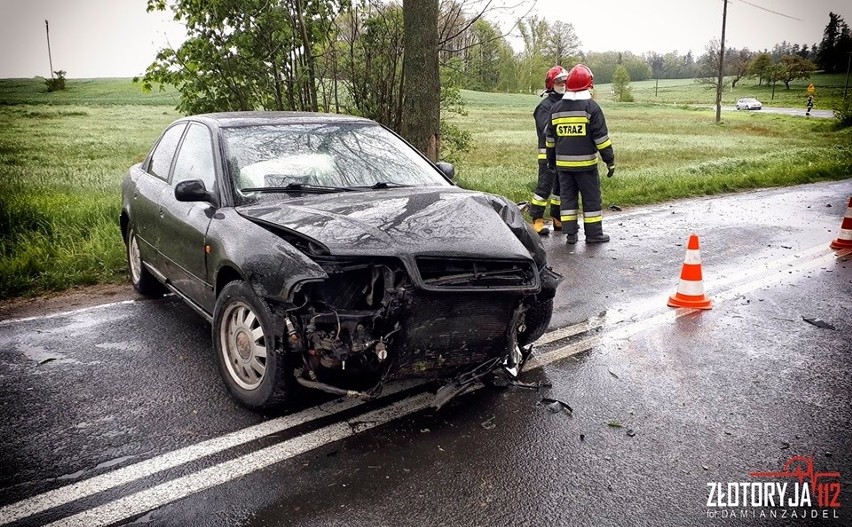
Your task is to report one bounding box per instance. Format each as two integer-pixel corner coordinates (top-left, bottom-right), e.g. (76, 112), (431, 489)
(44, 393), (441, 527)
(0, 245), (847, 527)
(0, 300), (137, 326)
(0, 380), (423, 525)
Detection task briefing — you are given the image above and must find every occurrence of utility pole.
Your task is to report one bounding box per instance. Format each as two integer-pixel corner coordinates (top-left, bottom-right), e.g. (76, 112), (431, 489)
(715, 0), (728, 123)
(844, 51), (851, 99)
(45, 19), (54, 80)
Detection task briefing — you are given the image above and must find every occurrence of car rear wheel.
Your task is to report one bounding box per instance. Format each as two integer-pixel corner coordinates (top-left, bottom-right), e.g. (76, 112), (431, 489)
(127, 227), (164, 297)
(213, 280), (294, 409)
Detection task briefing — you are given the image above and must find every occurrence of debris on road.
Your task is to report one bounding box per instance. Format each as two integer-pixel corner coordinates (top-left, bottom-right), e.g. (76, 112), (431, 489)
(538, 398), (573, 415)
(608, 204), (623, 211)
(626, 429), (636, 437)
(481, 416), (496, 430)
(607, 421), (623, 428)
(801, 316), (836, 330)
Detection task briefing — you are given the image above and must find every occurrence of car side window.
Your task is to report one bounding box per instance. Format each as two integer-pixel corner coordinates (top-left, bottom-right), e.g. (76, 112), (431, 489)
(172, 123), (216, 190)
(148, 124), (186, 180)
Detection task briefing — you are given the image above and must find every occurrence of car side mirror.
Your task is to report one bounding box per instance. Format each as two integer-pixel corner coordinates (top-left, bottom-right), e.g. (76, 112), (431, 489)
(435, 161), (455, 180)
(174, 179), (213, 203)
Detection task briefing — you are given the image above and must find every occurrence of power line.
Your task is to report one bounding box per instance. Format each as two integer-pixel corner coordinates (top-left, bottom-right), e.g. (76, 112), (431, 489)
(735, 0), (802, 21)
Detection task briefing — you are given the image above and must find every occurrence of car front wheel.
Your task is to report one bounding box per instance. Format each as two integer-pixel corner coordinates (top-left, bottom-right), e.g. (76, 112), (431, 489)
(518, 298), (554, 346)
(213, 280), (294, 409)
(127, 227), (164, 297)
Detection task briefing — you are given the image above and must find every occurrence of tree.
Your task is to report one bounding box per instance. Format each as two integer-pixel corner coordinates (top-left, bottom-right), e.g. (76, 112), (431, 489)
(766, 63), (785, 100)
(611, 64), (633, 102)
(778, 55), (817, 89)
(543, 21), (581, 66)
(517, 16), (551, 93)
(728, 48), (753, 88)
(140, 0), (344, 114)
(748, 52), (772, 86)
(338, 3), (406, 129)
(817, 12), (852, 73)
(402, 0), (441, 161)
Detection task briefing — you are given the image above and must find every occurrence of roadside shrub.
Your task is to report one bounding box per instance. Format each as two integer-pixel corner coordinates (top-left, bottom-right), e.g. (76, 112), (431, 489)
(45, 70), (66, 92)
(832, 97), (852, 128)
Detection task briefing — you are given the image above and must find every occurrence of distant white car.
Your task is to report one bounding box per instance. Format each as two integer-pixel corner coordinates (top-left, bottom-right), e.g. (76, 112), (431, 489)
(736, 97), (762, 110)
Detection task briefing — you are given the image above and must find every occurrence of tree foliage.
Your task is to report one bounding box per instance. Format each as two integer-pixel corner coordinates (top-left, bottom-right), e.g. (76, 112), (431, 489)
(611, 64), (633, 102)
(140, 0), (345, 115)
(337, 3), (405, 129)
(748, 53), (772, 86)
(777, 55), (817, 89)
(816, 12), (852, 73)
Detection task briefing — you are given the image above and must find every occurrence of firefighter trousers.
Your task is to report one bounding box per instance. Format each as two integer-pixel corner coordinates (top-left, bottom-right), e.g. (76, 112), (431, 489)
(529, 162), (561, 219)
(558, 167), (604, 237)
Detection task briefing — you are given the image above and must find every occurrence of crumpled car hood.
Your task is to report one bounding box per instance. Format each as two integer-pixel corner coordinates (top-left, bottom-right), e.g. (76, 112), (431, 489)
(236, 187), (534, 260)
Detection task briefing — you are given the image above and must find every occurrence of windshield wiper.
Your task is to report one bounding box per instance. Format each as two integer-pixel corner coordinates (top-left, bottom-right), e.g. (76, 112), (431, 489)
(241, 183), (357, 194)
(348, 181), (414, 190)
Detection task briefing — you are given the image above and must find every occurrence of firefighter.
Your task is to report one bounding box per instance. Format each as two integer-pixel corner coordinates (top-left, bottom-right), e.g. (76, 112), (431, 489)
(529, 66), (568, 235)
(545, 63), (615, 244)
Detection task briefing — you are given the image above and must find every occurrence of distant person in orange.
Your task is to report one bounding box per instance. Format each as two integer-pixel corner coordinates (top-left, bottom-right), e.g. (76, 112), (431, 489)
(806, 95), (814, 116)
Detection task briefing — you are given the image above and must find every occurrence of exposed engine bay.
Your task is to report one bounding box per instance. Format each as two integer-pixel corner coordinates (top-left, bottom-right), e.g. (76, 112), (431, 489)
(282, 257), (557, 404)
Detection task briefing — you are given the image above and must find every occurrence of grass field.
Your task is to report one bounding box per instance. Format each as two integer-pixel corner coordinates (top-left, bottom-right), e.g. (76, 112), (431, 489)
(1, 76), (850, 299)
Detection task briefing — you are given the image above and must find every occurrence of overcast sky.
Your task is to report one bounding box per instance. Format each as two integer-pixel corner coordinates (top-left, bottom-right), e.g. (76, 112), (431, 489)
(0, 0), (849, 78)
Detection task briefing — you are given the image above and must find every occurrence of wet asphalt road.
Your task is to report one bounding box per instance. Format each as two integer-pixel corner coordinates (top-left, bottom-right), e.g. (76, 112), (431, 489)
(0, 180), (851, 527)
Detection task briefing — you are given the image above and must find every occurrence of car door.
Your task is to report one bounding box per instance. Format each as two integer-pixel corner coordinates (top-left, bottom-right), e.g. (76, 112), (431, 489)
(134, 122), (187, 272)
(157, 122), (218, 308)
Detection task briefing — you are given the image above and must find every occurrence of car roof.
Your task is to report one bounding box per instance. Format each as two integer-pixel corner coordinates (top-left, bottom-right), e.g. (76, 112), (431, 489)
(179, 111), (373, 128)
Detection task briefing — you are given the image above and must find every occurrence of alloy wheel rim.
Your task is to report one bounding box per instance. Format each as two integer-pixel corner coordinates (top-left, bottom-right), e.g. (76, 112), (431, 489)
(220, 301), (267, 390)
(129, 233), (142, 284)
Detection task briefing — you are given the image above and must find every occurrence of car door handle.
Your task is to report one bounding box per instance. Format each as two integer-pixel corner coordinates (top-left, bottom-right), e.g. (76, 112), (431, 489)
(159, 208), (165, 218)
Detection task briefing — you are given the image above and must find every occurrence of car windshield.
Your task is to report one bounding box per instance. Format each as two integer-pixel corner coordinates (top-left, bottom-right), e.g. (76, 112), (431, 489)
(222, 122), (451, 199)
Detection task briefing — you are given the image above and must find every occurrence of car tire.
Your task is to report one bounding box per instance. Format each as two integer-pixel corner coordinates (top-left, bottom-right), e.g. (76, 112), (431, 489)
(518, 298), (553, 346)
(213, 280), (294, 409)
(126, 227), (165, 297)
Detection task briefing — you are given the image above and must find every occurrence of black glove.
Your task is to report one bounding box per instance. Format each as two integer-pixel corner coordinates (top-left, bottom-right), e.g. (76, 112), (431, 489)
(606, 164), (616, 178)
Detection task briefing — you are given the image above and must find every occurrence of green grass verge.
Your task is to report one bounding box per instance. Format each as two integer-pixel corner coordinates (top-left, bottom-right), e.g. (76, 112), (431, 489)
(0, 76), (850, 299)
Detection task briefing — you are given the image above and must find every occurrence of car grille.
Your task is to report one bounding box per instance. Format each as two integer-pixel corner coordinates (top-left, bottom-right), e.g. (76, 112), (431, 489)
(389, 291), (516, 379)
(415, 257), (536, 291)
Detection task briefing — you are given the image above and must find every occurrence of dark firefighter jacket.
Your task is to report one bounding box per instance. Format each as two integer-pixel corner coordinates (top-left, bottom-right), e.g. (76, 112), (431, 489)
(535, 92), (563, 163)
(545, 96), (614, 171)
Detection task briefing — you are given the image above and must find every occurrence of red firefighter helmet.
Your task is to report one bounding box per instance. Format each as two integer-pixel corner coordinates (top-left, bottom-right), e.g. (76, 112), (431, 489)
(544, 66), (569, 91)
(566, 64), (594, 92)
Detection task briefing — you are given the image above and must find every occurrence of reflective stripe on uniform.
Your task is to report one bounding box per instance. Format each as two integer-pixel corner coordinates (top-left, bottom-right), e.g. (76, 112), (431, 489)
(538, 148), (547, 160)
(561, 208), (578, 222)
(552, 111), (590, 119)
(555, 153), (597, 168)
(552, 116), (589, 125)
(583, 210), (602, 223)
(531, 194), (549, 206)
(550, 196), (561, 205)
(595, 135), (612, 150)
(545, 138), (555, 147)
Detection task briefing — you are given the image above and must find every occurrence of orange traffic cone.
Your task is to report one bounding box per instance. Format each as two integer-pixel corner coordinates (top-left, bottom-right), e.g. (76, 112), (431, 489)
(667, 234), (712, 310)
(829, 196), (852, 250)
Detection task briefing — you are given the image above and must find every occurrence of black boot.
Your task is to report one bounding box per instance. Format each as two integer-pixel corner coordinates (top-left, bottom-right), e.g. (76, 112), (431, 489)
(585, 233), (610, 243)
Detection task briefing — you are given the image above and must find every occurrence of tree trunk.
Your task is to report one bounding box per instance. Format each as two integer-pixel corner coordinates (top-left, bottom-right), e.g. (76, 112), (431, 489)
(402, 0), (440, 161)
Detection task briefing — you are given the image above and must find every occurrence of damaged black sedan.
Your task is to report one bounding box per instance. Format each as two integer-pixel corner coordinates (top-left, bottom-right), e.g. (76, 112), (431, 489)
(121, 112), (561, 409)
